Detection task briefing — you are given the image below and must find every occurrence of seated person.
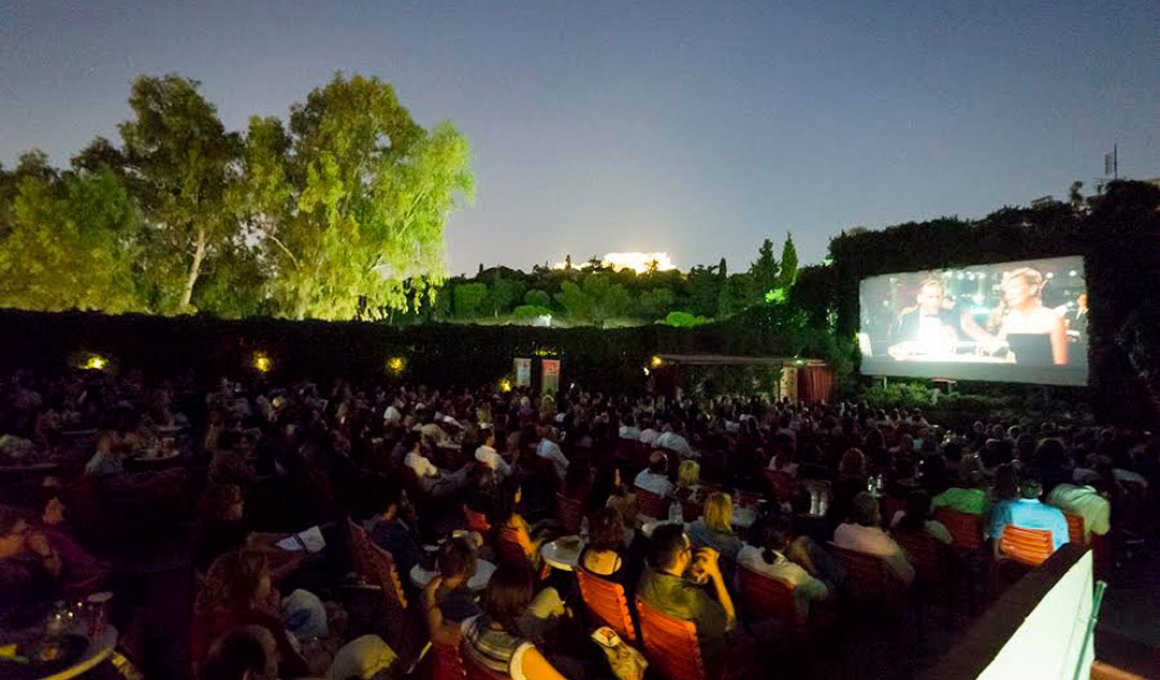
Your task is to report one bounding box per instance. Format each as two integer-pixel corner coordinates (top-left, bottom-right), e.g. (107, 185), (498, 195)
(494, 478), (558, 570)
(423, 563), (569, 680)
(0, 506), (105, 622)
(474, 432), (511, 482)
(193, 483), (250, 574)
(83, 430), (124, 478)
(832, 492), (915, 585)
(199, 625), (279, 680)
(369, 483), (430, 580)
(931, 453), (991, 516)
(431, 536), (483, 623)
(989, 479), (1070, 557)
(1048, 469), (1112, 541)
(578, 507), (638, 587)
(403, 433), (472, 499)
(634, 451), (675, 498)
(535, 425), (571, 481)
(191, 548), (311, 678)
(687, 492), (744, 564)
(738, 517), (831, 622)
(890, 490), (953, 545)
(595, 466), (639, 526)
(560, 458), (592, 504)
(888, 278), (961, 359)
(674, 460), (703, 503)
(637, 524), (739, 664)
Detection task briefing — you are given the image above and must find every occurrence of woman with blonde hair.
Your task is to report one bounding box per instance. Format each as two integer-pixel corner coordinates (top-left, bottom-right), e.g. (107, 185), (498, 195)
(674, 459), (703, 503)
(962, 266), (1068, 366)
(687, 492), (742, 563)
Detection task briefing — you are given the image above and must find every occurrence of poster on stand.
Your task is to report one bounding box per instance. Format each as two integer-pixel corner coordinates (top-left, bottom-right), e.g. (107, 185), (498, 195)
(514, 358), (532, 386)
(541, 359), (561, 395)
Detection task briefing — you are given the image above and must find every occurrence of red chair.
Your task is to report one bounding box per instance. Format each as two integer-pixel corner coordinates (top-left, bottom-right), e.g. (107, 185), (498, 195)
(428, 641), (466, 680)
(575, 568), (637, 642)
(883, 496), (907, 525)
(734, 488), (763, 509)
(932, 508), (985, 554)
(636, 597), (709, 680)
(495, 525), (549, 580)
(555, 492), (585, 535)
(679, 496), (702, 522)
(346, 520), (417, 653)
(829, 544), (906, 605)
(463, 507), (492, 534)
(894, 530), (957, 633)
(1064, 512), (1086, 545)
(736, 563), (799, 628)
(998, 525), (1055, 567)
(635, 486), (670, 520)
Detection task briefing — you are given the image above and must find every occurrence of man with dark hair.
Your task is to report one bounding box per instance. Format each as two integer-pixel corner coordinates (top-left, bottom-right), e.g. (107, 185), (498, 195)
(369, 483), (428, 580)
(637, 523), (737, 661)
(990, 479), (1070, 555)
(832, 492), (915, 585)
(200, 625), (278, 680)
(888, 277), (961, 359)
(431, 536), (482, 622)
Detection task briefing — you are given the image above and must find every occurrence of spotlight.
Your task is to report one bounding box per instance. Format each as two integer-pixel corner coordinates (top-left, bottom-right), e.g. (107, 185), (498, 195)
(82, 355), (107, 371)
(252, 352), (272, 373)
(650, 355), (664, 368)
(387, 356), (406, 374)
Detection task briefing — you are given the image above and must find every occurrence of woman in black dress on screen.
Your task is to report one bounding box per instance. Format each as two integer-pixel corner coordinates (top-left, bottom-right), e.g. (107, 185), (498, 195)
(962, 267), (1068, 366)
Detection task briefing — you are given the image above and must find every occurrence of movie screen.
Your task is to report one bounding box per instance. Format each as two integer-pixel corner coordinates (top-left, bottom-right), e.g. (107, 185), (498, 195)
(858, 256), (1088, 386)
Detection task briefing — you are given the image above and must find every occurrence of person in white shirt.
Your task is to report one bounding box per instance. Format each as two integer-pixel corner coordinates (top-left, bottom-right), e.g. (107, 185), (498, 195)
(618, 414), (641, 441)
(534, 425), (570, 481)
(655, 424), (695, 459)
(638, 420), (661, 446)
(738, 517), (830, 621)
(633, 451), (675, 498)
(474, 431), (512, 481)
(403, 434), (471, 499)
(382, 400), (403, 425)
(1048, 482), (1110, 539)
(833, 492), (915, 585)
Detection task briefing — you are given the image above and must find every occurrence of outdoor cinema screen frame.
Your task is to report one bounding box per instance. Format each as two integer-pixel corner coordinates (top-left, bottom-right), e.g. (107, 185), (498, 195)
(858, 255), (1088, 386)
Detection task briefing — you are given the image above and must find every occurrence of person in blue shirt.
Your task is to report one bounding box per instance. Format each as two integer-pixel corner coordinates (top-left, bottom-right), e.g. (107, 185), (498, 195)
(989, 478), (1070, 556)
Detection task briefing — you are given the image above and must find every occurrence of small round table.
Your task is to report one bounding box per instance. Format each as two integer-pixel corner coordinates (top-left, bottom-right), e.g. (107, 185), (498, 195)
(540, 537), (585, 572)
(41, 625), (118, 680)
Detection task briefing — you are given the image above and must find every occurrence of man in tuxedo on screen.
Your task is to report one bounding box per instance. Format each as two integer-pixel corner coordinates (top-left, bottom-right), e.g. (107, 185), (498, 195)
(888, 278), (960, 359)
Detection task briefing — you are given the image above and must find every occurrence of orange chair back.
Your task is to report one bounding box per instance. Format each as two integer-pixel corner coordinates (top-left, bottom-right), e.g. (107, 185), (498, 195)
(430, 641), (466, 680)
(763, 469), (796, 503)
(829, 544), (903, 603)
(496, 525), (534, 568)
(463, 507), (492, 534)
(366, 543), (409, 609)
(635, 486), (670, 520)
(999, 525), (1054, 566)
(555, 492), (585, 534)
(894, 531), (949, 582)
(575, 568), (637, 642)
(932, 508), (985, 553)
(636, 597), (708, 680)
(736, 563), (798, 627)
(1064, 513), (1086, 545)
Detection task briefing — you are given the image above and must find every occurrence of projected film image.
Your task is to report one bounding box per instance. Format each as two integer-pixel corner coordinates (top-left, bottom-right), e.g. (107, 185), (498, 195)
(859, 256), (1088, 386)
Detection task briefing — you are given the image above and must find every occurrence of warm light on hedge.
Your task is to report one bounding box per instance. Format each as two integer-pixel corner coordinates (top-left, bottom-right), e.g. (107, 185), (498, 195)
(387, 356), (406, 374)
(650, 355), (664, 368)
(499, 379), (513, 393)
(82, 354), (108, 371)
(252, 351), (272, 373)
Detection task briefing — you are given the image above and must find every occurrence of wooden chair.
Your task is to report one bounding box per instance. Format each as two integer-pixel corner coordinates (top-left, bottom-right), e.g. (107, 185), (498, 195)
(635, 486), (670, 520)
(555, 492), (585, 535)
(998, 525), (1054, 567)
(736, 563), (799, 628)
(575, 567), (637, 642)
(1064, 512), (1086, 545)
(636, 597), (709, 680)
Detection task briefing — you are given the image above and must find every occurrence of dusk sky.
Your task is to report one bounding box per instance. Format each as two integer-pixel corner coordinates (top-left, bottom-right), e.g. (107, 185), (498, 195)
(2, 1), (1156, 274)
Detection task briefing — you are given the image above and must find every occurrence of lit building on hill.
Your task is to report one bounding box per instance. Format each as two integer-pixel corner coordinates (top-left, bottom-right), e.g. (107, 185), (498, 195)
(553, 252), (676, 274)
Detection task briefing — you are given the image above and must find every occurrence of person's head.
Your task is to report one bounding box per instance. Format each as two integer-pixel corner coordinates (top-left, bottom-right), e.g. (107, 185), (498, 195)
(1020, 479), (1044, 501)
(839, 448), (867, 477)
(0, 507), (30, 560)
(757, 516), (794, 564)
(677, 460), (701, 488)
(198, 549), (272, 613)
(702, 492), (734, 534)
(200, 625), (278, 680)
(958, 453), (985, 487)
(481, 563), (535, 636)
(850, 492), (881, 527)
(378, 482), (405, 521)
(993, 463), (1019, 501)
(494, 477), (522, 525)
(437, 536), (478, 586)
(647, 450), (667, 475)
(1001, 268), (1044, 310)
(916, 278), (945, 315)
(1077, 293), (1088, 311)
(200, 483), (245, 522)
(899, 490), (932, 533)
(649, 523), (692, 574)
(588, 507), (626, 553)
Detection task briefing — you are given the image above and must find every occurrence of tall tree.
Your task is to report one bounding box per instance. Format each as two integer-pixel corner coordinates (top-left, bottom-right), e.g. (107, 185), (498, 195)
(251, 73), (473, 319)
(0, 166), (144, 312)
(778, 233), (799, 289)
(748, 238), (780, 304)
(119, 75), (239, 312)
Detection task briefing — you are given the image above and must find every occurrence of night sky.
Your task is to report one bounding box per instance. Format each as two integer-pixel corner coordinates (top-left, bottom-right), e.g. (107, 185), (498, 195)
(2, 1), (1156, 273)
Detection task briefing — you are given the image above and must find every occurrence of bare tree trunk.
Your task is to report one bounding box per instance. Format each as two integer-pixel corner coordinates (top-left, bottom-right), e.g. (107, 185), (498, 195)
(181, 228), (207, 310)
